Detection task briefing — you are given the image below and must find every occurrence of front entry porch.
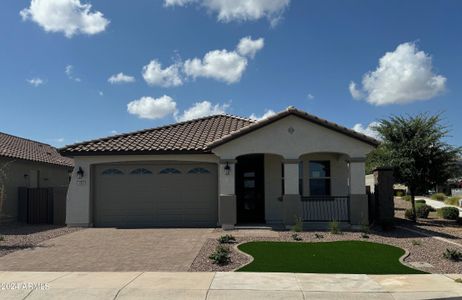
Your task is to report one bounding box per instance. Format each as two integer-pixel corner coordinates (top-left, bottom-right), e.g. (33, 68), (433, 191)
(217, 153), (368, 230)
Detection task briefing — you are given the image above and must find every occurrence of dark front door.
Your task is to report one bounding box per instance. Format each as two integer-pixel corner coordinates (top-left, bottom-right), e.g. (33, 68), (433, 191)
(236, 154), (265, 223)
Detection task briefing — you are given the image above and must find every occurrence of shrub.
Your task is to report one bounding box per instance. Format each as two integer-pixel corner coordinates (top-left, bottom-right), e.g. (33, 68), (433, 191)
(437, 207), (460, 220)
(209, 245), (230, 265)
(405, 208), (415, 220)
(291, 233), (302, 241)
(0, 235), (4, 242)
(314, 233), (324, 239)
(415, 204), (431, 218)
(329, 220), (341, 234)
(395, 190), (404, 197)
(402, 195), (412, 202)
(218, 234), (236, 244)
(291, 215), (303, 232)
(431, 193), (447, 201)
(443, 248), (462, 261)
(445, 196), (462, 206)
(455, 278), (462, 284)
(412, 240), (422, 246)
(415, 199), (426, 204)
(360, 223), (370, 238)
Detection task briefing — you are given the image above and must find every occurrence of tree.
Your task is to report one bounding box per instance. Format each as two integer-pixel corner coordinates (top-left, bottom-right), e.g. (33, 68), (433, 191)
(368, 113), (461, 221)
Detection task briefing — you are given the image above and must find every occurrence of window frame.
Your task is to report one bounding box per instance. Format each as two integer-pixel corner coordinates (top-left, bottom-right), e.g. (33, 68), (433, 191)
(308, 160), (331, 196)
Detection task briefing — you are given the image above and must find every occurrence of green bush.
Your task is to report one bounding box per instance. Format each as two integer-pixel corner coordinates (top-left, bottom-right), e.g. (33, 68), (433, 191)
(314, 233), (324, 239)
(437, 207), (460, 220)
(291, 233), (302, 241)
(218, 234), (236, 244)
(209, 245), (231, 265)
(395, 190), (404, 197)
(445, 196), (461, 206)
(329, 220), (341, 234)
(443, 248), (462, 261)
(415, 204), (431, 218)
(412, 240), (422, 246)
(405, 208), (415, 220)
(402, 195), (412, 202)
(291, 215), (303, 232)
(431, 193), (447, 201)
(415, 199), (426, 204)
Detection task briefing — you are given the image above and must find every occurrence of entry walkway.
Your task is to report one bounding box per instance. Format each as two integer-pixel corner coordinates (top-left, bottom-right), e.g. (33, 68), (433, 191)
(1, 272), (461, 299)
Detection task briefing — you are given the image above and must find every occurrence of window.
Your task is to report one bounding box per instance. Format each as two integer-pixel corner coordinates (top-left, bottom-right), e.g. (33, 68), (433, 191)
(159, 168), (181, 174)
(309, 161), (331, 196)
(130, 168), (152, 175)
(101, 168), (124, 175)
(187, 167), (210, 174)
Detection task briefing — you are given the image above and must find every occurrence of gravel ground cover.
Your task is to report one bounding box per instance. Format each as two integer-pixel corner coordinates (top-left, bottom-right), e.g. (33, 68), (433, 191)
(190, 227), (462, 273)
(0, 223), (83, 257)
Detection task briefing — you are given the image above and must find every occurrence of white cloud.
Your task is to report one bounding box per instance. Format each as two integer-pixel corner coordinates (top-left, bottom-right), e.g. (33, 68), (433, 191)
(27, 77), (44, 87)
(108, 72), (135, 84)
(184, 49), (248, 84)
(237, 36), (264, 58)
(249, 109), (276, 121)
(20, 0), (109, 38)
(110, 130), (118, 135)
(307, 93), (314, 100)
(348, 81), (363, 100)
(164, 0), (194, 6)
(65, 65), (81, 82)
(352, 122), (380, 140)
(142, 60), (183, 87)
(98, 91), (104, 96)
(175, 101), (229, 122)
(164, 0), (290, 26)
(349, 42), (446, 105)
(127, 95), (177, 120)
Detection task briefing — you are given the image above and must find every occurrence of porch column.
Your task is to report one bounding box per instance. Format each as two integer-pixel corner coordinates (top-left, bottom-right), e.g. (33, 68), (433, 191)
(349, 158), (368, 226)
(282, 159), (302, 227)
(218, 159), (236, 230)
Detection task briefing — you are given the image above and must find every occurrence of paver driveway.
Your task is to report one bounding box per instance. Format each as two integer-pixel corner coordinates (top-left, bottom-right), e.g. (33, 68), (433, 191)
(0, 228), (214, 271)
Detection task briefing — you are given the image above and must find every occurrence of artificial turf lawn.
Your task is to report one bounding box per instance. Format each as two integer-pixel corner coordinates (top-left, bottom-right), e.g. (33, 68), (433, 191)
(237, 240), (427, 274)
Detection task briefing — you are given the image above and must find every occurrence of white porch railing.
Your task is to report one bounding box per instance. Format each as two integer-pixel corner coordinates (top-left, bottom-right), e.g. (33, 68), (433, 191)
(301, 196), (350, 222)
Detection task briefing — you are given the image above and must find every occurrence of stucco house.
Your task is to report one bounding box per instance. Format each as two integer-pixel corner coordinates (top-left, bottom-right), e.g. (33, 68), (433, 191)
(61, 107), (379, 229)
(0, 132), (74, 223)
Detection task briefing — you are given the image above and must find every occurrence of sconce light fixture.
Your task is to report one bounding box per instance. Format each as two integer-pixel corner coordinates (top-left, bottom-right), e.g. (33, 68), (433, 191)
(76, 167), (84, 179)
(224, 162), (231, 175)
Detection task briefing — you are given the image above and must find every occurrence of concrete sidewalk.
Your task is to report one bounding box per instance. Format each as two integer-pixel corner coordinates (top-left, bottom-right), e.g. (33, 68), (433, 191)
(1, 272), (462, 300)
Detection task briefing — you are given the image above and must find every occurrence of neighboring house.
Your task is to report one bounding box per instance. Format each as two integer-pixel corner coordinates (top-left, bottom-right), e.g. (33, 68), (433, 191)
(61, 107), (379, 229)
(0, 132), (74, 223)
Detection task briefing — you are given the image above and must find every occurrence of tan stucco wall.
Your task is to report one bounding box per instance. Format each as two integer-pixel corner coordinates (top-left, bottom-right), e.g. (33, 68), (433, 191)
(0, 157), (71, 222)
(212, 115), (375, 159)
(264, 154), (283, 224)
(66, 154), (219, 226)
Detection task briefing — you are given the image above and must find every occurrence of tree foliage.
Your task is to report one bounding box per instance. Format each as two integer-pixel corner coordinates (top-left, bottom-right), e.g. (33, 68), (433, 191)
(367, 113), (461, 221)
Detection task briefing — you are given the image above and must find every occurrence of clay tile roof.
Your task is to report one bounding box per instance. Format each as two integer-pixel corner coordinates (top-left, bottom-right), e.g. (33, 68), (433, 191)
(60, 114), (255, 156)
(60, 108), (379, 156)
(0, 132), (74, 167)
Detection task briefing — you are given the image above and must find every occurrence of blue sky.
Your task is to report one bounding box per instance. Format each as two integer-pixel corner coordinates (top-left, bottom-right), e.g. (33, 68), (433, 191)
(1, 0), (461, 147)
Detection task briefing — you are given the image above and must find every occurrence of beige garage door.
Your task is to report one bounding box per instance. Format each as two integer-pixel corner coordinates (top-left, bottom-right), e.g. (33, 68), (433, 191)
(93, 162), (218, 227)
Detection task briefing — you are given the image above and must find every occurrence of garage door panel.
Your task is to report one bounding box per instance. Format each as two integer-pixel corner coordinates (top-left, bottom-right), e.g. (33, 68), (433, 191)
(94, 163), (217, 227)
